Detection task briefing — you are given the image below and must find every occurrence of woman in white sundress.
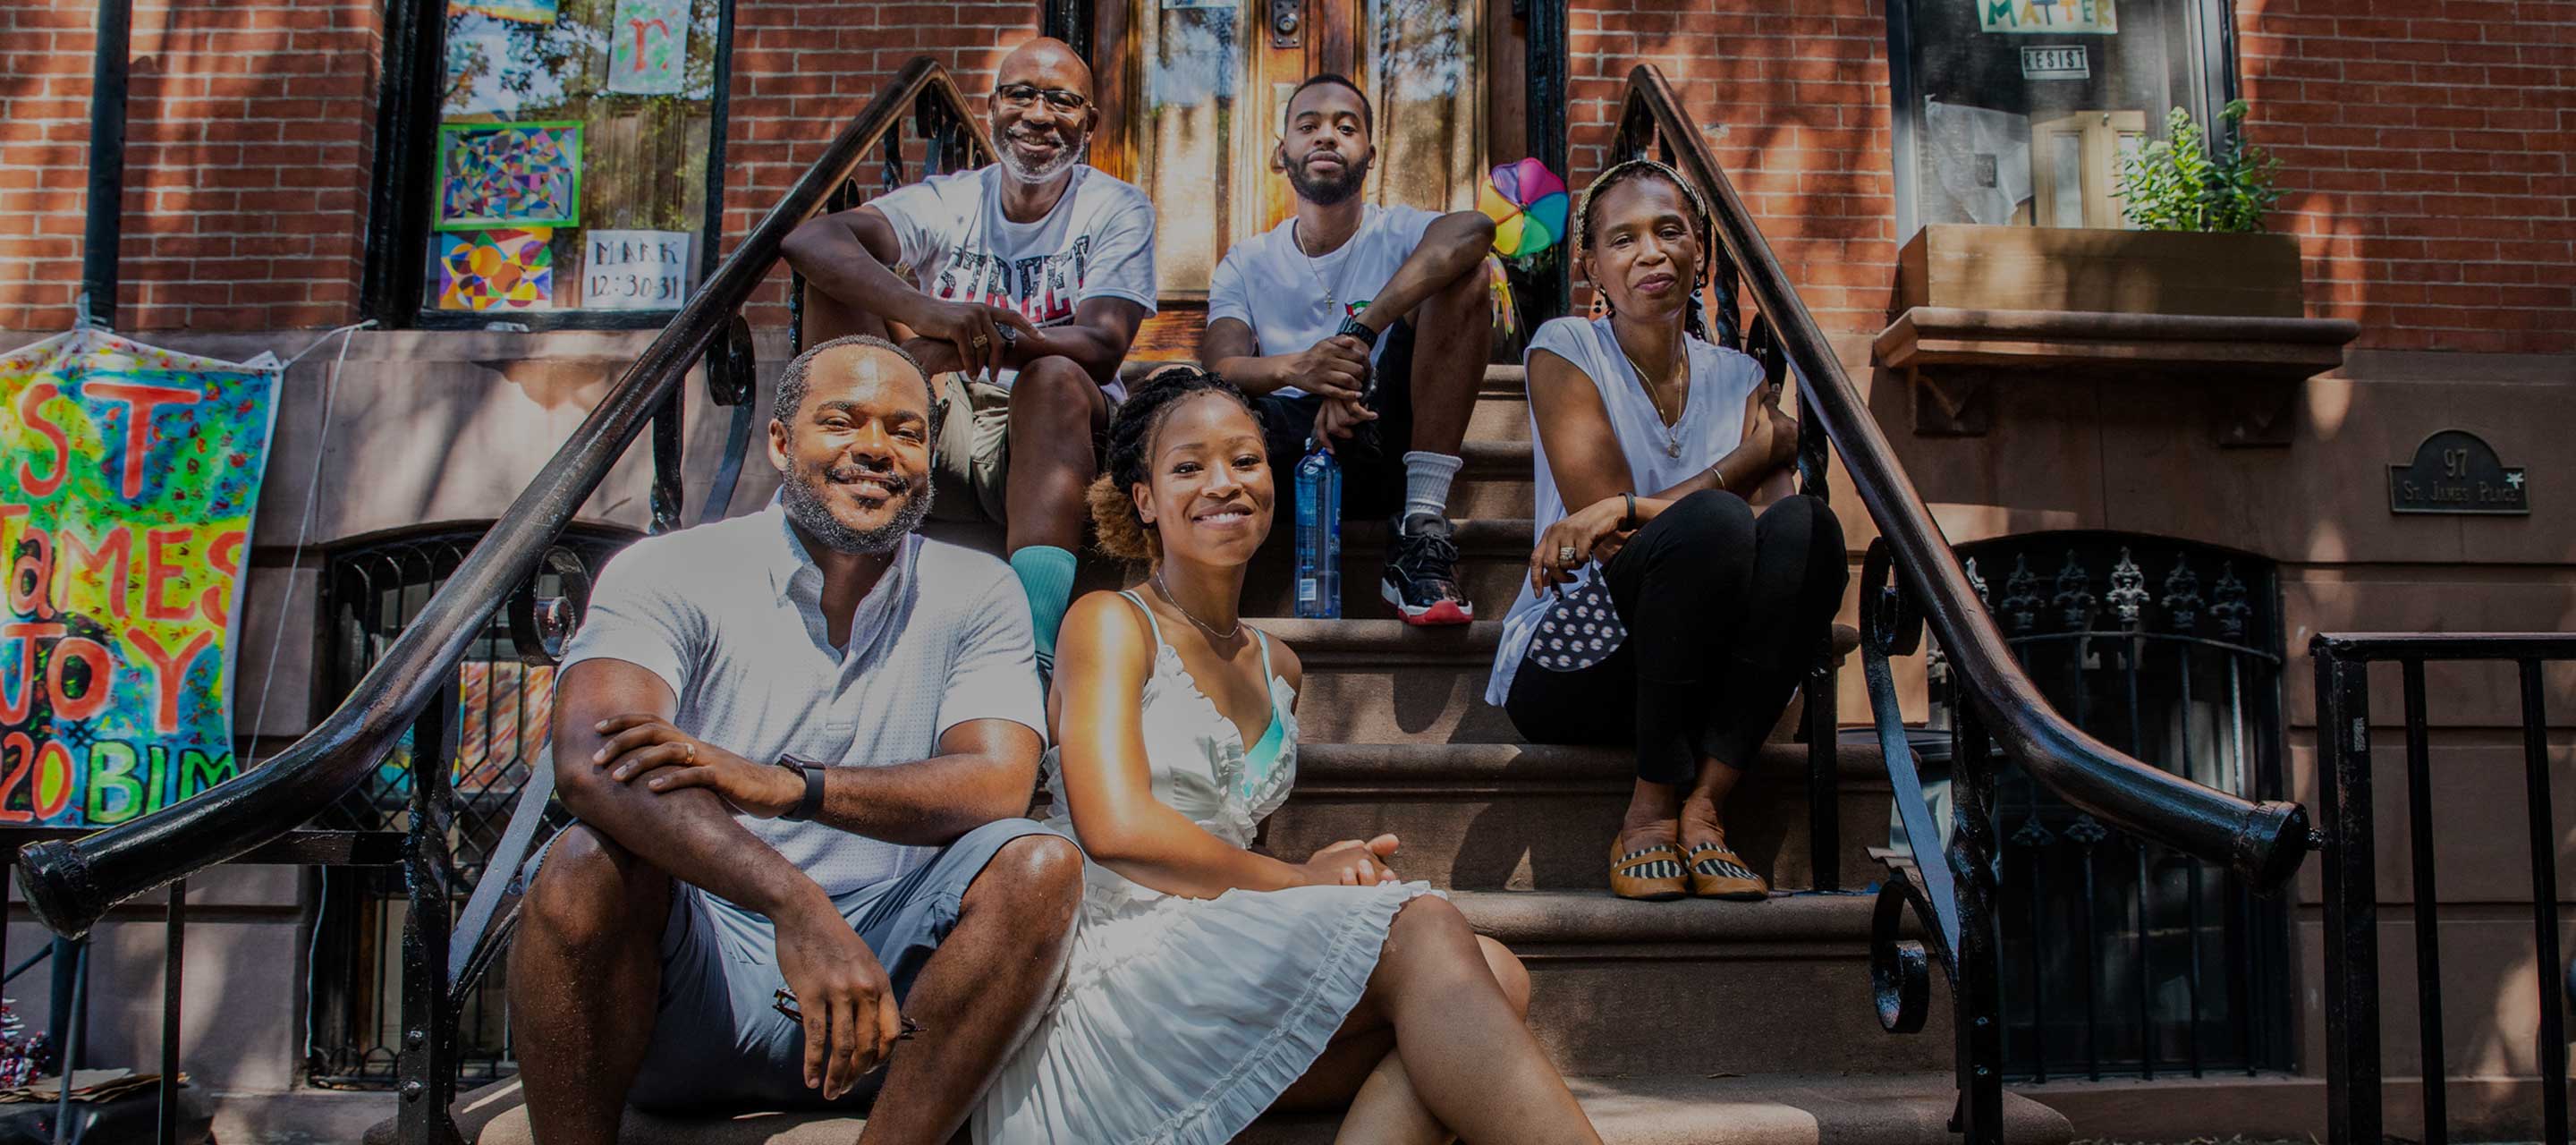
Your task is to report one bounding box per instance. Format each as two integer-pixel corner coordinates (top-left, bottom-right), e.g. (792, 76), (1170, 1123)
(973, 368), (1602, 1145)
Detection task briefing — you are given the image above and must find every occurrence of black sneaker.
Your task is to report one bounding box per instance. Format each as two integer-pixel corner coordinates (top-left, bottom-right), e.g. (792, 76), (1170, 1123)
(1380, 513), (1474, 626)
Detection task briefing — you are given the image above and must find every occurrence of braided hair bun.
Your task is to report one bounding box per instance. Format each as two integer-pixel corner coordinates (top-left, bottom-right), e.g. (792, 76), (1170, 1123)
(1086, 366), (1267, 562)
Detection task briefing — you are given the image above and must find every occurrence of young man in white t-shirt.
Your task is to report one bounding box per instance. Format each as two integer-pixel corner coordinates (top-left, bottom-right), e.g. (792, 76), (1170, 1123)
(783, 37), (1155, 671)
(1201, 74), (1496, 625)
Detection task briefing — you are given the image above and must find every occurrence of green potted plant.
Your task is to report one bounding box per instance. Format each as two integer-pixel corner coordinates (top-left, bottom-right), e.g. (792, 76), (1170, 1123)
(2116, 100), (2284, 233)
(1894, 99), (2308, 320)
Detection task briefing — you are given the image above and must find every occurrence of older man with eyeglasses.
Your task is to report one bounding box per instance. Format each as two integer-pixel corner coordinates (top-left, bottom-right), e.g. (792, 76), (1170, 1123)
(784, 38), (1154, 678)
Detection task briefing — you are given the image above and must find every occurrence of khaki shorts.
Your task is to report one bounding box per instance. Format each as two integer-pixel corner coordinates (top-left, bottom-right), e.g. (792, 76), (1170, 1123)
(929, 373), (1119, 526)
(930, 375), (1014, 525)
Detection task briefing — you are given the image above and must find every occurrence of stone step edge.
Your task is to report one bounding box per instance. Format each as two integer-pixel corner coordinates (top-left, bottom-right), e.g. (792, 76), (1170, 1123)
(1447, 887), (1896, 947)
(1122, 358), (1528, 394)
(1294, 741), (1889, 789)
(1269, 617), (1862, 664)
(391, 1071), (2068, 1145)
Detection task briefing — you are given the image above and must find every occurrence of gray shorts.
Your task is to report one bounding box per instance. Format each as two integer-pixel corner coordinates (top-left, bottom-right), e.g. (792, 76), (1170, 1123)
(538, 817), (1065, 1113)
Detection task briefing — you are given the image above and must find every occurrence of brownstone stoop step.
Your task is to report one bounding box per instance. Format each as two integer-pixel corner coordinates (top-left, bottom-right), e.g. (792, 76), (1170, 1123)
(378, 1070), (2069, 1144)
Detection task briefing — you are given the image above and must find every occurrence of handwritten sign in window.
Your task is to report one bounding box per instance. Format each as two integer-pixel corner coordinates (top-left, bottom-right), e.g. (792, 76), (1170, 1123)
(582, 230), (694, 310)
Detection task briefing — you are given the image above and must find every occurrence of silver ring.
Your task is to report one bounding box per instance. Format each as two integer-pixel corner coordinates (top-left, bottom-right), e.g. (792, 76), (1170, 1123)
(683, 742), (696, 764)
(1556, 546), (1579, 564)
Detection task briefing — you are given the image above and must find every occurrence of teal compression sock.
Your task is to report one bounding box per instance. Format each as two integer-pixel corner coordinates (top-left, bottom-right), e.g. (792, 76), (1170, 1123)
(1010, 545), (1080, 666)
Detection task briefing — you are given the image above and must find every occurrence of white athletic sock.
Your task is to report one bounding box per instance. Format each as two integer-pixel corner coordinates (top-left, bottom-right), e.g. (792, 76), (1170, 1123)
(1402, 451), (1463, 525)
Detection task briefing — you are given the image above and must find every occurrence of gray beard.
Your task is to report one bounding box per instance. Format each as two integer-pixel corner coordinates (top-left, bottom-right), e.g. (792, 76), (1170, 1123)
(780, 471), (934, 556)
(1000, 134), (1088, 184)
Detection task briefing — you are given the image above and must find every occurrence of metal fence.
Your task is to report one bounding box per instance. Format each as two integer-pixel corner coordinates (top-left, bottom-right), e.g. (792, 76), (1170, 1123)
(1945, 532), (2294, 1081)
(304, 526), (631, 1089)
(2315, 632), (2576, 1145)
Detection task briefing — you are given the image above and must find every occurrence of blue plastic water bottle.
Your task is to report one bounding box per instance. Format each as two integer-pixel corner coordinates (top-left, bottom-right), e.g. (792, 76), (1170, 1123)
(1293, 439), (1343, 619)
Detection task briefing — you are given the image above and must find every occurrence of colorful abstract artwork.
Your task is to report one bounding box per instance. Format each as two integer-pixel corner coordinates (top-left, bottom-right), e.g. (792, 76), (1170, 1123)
(608, 0), (691, 95)
(436, 121), (582, 231)
(438, 227), (555, 311)
(452, 0), (559, 24)
(0, 328), (282, 826)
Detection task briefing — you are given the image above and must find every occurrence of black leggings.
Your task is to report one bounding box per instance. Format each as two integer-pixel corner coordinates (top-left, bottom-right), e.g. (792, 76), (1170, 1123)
(1504, 489), (1848, 785)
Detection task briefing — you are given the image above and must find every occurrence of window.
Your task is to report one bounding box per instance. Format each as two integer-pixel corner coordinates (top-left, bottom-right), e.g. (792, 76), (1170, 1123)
(1885, 0), (2235, 236)
(371, 0), (734, 328)
(1927, 532), (2292, 1081)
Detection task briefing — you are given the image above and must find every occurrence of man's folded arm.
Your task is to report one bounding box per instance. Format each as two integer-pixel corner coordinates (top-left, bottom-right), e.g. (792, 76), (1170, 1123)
(803, 717), (1046, 844)
(1004, 296), (1150, 384)
(781, 205), (937, 330)
(1352, 209), (1496, 335)
(551, 657), (830, 919)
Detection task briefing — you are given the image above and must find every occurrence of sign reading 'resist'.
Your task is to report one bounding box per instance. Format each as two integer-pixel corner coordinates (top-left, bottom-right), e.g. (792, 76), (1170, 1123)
(583, 230), (696, 310)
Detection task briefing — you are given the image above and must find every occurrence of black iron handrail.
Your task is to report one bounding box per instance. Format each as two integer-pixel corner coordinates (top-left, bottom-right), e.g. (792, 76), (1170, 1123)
(14, 55), (997, 941)
(1615, 66), (2312, 888)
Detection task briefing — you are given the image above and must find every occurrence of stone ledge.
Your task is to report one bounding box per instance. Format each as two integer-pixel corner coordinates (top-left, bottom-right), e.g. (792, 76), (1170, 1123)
(1875, 306), (2361, 444)
(1873, 306), (2360, 377)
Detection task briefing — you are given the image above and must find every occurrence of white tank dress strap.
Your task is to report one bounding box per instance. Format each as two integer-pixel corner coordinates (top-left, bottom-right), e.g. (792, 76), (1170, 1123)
(1115, 589), (1165, 645)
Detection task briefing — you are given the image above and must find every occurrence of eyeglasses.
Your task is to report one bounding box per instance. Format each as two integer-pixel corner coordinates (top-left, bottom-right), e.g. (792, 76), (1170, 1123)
(995, 83), (1090, 114)
(774, 988), (923, 1041)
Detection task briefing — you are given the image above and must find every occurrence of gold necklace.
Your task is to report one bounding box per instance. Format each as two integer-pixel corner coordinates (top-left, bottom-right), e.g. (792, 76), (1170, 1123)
(1153, 571), (1243, 641)
(1614, 334), (1687, 458)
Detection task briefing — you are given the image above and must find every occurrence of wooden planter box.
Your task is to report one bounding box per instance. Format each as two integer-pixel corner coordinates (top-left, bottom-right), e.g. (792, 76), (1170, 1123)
(1895, 223), (2308, 318)
(1877, 224), (2356, 444)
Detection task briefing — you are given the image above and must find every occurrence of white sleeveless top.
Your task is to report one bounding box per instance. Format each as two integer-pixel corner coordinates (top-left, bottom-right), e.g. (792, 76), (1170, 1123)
(1039, 590), (1299, 912)
(1485, 316), (1766, 706)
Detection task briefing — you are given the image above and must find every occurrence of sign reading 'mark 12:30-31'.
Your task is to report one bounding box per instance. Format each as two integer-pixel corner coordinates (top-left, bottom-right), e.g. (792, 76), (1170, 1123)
(0, 329), (281, 826)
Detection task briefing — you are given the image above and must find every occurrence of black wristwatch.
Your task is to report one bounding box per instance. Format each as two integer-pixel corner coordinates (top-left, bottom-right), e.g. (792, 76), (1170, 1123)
(1335, 315), (1380, 349)
(775, 754), (826, 821)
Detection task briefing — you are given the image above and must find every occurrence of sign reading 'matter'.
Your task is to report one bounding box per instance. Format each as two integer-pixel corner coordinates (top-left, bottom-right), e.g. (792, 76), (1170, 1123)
(2389, 429), (2528, 515)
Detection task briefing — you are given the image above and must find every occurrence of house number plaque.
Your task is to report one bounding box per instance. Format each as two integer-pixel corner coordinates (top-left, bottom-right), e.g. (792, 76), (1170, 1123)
(2389, 429), (2529, 515)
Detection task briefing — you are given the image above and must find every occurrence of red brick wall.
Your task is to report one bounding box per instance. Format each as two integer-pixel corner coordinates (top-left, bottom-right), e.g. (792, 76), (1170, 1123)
(0, 0), (382, 333)
(1564, 2), (1899, 336)
(1562, 0), (2576, 352)
(2, 0), (2566, 352)
(719, 1), (1038, 325)
(2236, 0), (2576, 353)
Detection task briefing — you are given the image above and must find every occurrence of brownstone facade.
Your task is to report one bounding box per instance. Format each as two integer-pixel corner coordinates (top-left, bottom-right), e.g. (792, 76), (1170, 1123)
(0, 0), (2569, 1139)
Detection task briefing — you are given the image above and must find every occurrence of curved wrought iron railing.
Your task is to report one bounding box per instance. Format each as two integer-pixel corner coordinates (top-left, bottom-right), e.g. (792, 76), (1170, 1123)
(1612, 64), (2317, 1141)
(13, 55), (996, 943)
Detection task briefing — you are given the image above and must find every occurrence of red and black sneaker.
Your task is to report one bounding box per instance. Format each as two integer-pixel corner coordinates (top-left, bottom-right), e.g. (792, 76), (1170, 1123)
(1380, 513), (1474, 626)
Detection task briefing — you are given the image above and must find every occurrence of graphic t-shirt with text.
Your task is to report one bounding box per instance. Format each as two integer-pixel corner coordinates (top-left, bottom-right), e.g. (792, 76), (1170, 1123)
(871, 164), (1158, 392)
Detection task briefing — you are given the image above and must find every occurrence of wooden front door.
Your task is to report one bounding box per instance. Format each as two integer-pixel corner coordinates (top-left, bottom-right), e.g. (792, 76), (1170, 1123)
(1087, 0), (1487, 301)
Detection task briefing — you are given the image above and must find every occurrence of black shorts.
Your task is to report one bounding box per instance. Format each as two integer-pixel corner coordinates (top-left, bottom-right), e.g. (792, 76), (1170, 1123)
(1243, 318), (1417, 520)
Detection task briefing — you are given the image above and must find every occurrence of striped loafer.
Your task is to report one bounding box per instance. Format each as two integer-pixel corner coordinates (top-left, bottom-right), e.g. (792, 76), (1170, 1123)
(1684, 840), (1769, 901)
(1608, 841), (1690, 902)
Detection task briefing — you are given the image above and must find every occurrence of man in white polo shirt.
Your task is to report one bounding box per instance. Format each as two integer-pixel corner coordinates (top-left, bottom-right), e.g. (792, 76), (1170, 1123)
(1203, 73), (1497, 625)
(784, 36), (1155, 676)
(506, 335), (1083, 1144)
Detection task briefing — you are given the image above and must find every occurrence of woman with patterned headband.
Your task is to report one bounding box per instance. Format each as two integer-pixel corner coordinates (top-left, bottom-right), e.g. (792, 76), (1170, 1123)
(1484, 159), (1850, 902)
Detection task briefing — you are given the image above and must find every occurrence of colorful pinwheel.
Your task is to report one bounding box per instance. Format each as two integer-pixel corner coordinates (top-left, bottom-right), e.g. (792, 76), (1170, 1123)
(1479, 157), (1571, 259)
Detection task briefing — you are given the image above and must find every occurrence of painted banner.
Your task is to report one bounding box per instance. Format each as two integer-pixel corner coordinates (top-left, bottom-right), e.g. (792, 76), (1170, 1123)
(607, 0), (691, 95)
(0, 329), (281, 826)
(580, 229), (692, 310)
(1978, 0), (2116, 34)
